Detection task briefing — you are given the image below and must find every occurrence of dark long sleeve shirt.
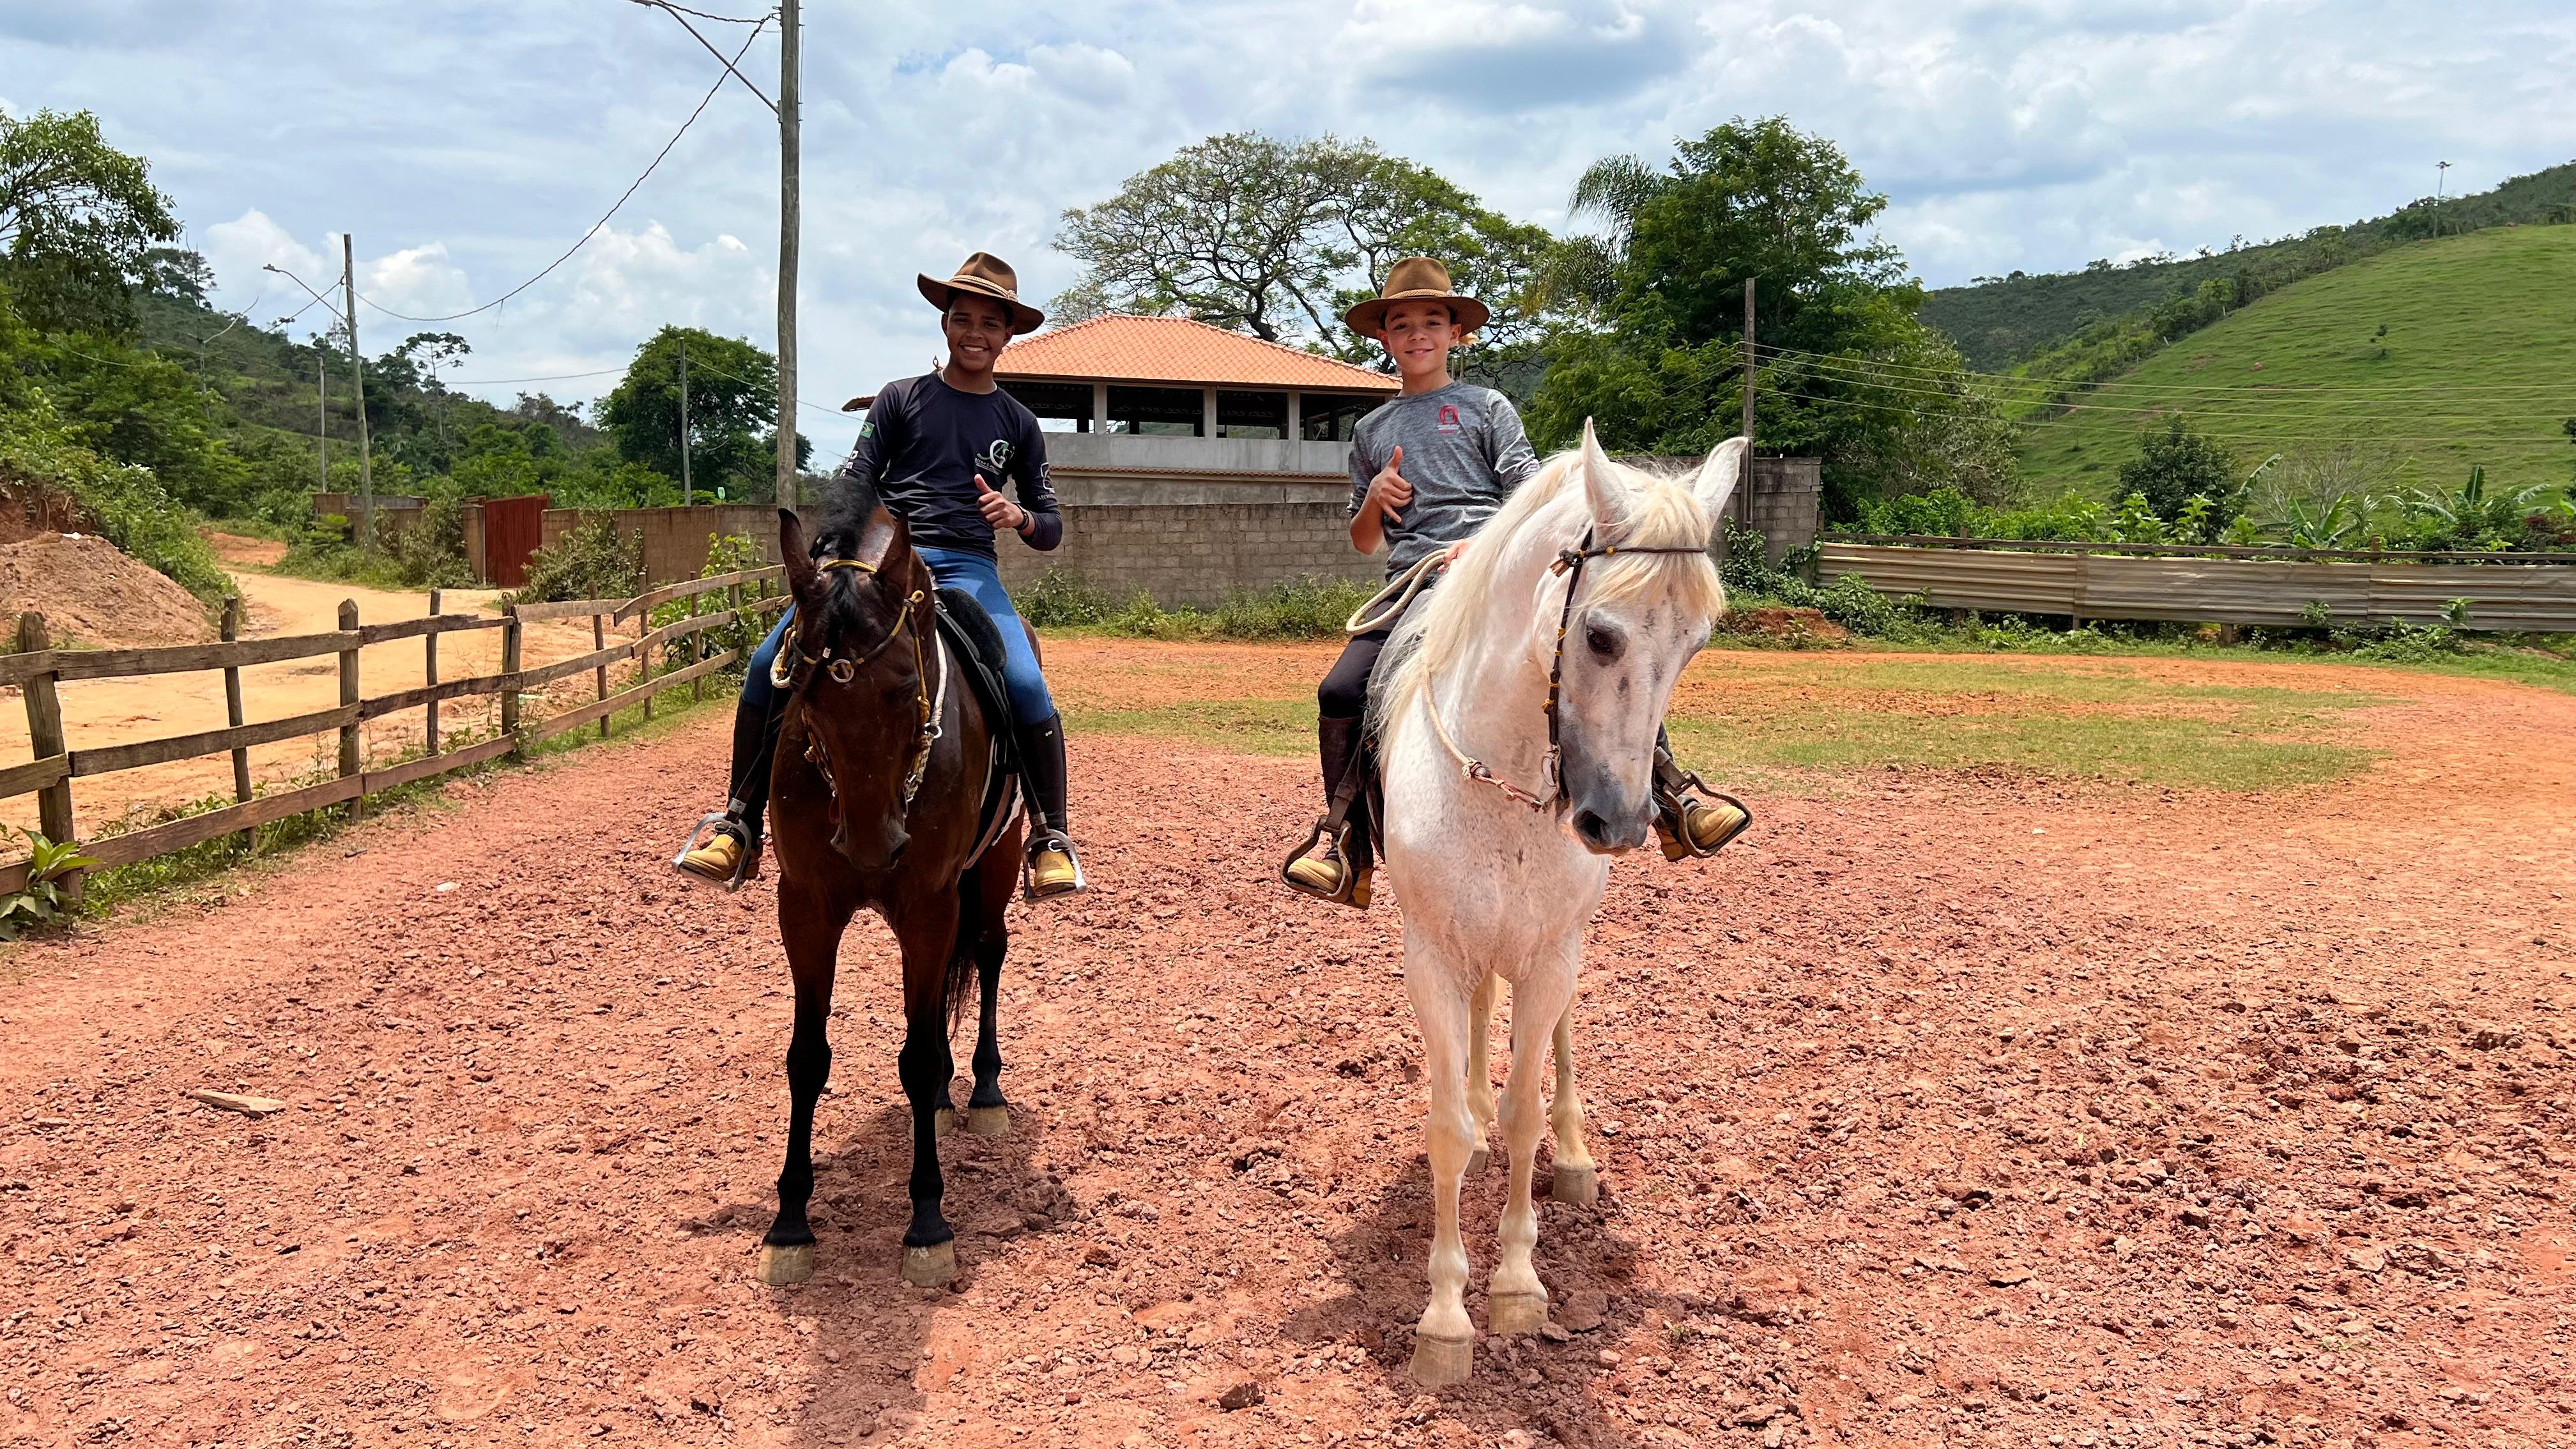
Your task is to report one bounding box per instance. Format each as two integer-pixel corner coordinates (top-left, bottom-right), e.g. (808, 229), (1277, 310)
(838, 372), (1062, 555)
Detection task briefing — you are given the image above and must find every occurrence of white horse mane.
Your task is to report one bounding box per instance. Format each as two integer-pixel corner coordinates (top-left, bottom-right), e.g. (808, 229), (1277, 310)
(1370, 446), (1725, 735)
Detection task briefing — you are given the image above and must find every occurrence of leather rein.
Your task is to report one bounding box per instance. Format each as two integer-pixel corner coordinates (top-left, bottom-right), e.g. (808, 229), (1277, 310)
(1431, 528), (1708, 812)
(778, 556), (948, 824)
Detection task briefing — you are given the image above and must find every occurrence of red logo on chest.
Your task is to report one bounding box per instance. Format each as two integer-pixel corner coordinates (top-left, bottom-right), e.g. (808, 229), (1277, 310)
(1436, 404), (1461, 434)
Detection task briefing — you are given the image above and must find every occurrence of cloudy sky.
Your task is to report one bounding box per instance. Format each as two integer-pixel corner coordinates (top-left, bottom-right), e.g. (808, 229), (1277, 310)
(4, 1), (2569, 432)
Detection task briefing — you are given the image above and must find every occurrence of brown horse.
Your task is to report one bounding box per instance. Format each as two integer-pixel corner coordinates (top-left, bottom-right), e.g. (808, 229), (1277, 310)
(756, 486), (1024, 1289)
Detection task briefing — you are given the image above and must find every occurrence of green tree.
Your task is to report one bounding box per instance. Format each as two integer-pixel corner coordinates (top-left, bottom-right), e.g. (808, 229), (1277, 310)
(1529, 117), (2018, 511)
(2116, 417), (2238, 523)
(597, 326), (799, 499)
(1053, 134), (1557, 370)
(0, 109), (179, 335)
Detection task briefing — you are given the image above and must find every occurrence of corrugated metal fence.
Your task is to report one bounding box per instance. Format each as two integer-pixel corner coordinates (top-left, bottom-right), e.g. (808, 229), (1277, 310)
(1816, 541), (2576, 632)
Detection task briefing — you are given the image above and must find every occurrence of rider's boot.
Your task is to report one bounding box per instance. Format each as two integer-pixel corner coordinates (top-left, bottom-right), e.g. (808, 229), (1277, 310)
(1019, 712), (1085, 899)
(677, 694), (784, 885)
(1284, 714), (1372, 907)
(1652, 727), (1751, 862)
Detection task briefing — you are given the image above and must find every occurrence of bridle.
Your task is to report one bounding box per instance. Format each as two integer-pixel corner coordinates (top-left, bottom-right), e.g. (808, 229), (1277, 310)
(1430, 527), (1708, 811)
(780, 556), (949, 824)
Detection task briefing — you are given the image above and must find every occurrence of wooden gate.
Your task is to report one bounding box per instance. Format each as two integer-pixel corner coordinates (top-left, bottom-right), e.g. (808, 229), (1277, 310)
(480, 494), (549, 588)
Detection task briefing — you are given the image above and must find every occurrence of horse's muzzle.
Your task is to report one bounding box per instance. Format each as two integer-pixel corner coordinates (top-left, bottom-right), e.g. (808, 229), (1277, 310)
(832, 818), (908, 872)
(1569, 799), (1650, 855)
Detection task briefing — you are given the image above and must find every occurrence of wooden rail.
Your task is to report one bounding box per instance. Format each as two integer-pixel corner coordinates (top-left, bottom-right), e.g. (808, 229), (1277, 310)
(0, 567), (788, 896)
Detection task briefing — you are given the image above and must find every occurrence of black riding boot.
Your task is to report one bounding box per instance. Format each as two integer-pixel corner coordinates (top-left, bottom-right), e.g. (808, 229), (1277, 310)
(1282, 714), (1373, 906)
(1018, 712), (1083, 896)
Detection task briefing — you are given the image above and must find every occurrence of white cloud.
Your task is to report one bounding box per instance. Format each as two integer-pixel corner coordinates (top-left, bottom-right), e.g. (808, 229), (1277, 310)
(199, 210), (325, 312)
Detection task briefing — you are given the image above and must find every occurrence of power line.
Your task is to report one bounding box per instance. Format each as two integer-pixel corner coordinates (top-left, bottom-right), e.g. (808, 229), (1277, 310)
(354, 13), (769, 325)
(1752, 341), (2576, 399)
(1751, 380), (2567, 444)
(1747, 354), (2576, 423)
(450, 365), (630, 386)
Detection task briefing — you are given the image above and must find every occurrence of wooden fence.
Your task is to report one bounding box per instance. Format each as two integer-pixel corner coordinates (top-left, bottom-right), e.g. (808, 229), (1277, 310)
(1816, 539), (2576, 632)
(0, 567), (790, 898)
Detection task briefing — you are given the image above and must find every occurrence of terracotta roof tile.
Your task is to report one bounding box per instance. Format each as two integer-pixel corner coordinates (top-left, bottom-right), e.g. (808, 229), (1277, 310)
(997, 314), (1398, 392)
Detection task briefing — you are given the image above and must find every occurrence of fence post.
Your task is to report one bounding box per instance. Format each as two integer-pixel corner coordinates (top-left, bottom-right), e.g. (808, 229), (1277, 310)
(222, 597), (254, 850)
(689, 586), (705, 703)
(638, 609), (654, 723)
(338, 599), (362, 822)
(424, 587), (442, 757)
(16, 613), (77, 900)
(592, 610), (610, 739)
(501, 605), (524, 755)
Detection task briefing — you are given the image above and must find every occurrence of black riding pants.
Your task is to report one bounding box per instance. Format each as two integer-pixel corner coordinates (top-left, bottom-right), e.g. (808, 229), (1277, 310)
(1317, 589), (1422, 721)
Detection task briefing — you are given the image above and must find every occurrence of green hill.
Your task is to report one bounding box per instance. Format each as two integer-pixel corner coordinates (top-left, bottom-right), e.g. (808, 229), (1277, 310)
(1921, 160), (2576, 371)
(2012, 226), (2576, 498)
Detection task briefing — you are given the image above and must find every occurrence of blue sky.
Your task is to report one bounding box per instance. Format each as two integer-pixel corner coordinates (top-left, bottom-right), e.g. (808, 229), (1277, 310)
(3, 1), (2569, 427)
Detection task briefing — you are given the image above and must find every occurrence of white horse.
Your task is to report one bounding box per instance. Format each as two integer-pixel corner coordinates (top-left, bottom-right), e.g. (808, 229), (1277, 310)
(1369, 422), (1743, 1385)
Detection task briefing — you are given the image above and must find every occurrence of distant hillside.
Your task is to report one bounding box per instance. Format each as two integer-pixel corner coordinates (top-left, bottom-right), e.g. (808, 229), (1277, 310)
(1921, 160), (2576, 371)
(2012, 226), (2576, 498)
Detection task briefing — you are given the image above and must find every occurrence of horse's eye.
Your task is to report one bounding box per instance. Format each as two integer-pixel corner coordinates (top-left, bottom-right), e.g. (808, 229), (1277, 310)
(1585, 624), (1623, 660)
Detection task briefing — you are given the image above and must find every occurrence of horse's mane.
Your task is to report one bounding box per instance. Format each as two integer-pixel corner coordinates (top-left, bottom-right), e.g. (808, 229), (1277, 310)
(1370, 447), (1722, 735)
(809, 471), (889, 640)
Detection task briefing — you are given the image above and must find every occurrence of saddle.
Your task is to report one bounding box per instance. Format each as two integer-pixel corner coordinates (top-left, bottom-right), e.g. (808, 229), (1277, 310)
(932, 588), (1026, 866)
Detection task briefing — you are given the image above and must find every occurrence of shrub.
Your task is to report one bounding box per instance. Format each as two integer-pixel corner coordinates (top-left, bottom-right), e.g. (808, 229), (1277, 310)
(516, 516), (643, 604)
(391, 493), (473, 588)
(2117, 417), (2239, 523)
(0, 405), (229, 604)
(1016, 567), (1112, 627)
(1211, 576), (1372, 641)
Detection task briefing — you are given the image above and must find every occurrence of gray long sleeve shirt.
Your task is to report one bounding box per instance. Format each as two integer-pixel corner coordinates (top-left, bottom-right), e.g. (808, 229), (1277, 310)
(1346, 382), (1543, 576)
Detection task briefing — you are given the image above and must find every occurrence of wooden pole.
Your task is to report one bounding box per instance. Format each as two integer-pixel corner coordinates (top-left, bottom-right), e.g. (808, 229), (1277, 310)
(775, 0), (801, 510)
(342, 234), (375, 553)
(221, 597), (253, 850)
(500, 608), (524, 754)
(593, 611), (611, 739)
(638, 611), (654, 723)
(337, 599), (362, 821)
(678, 337), (693, 507)
(689, 587), (705, 703)
(1740, 277), (1757, 536)
(17, 614), (75, 883)
(317, 360), (328, 493)
(424, 587), (442, 756)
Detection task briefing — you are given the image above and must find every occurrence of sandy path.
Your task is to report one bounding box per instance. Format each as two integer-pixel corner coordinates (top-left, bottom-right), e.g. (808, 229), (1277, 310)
(0, 659), (2570, 1448)
(1, 569), (623, 839)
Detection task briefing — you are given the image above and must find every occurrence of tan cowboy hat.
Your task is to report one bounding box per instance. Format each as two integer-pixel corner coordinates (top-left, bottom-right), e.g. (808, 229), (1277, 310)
(1342, 256), (1491, 338)
(917, 251), (1045, 335)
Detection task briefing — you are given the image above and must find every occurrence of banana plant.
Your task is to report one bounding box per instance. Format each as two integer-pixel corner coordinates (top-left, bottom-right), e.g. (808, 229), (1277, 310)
(0, 830), (98, 940)
(2280, 492), (2366, 549)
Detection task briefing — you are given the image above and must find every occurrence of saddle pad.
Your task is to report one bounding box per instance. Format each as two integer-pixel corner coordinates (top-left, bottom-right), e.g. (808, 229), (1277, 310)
(931, 590), (1025, 867)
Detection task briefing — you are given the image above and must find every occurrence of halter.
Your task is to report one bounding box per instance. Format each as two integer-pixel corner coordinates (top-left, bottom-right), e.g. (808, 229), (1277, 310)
(1432, 526), (1709, 811)
(783, 558), (947, 824)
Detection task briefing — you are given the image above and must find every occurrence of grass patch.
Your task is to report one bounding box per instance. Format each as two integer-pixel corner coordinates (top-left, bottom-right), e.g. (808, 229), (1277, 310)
(1061, 698), (1315, 756)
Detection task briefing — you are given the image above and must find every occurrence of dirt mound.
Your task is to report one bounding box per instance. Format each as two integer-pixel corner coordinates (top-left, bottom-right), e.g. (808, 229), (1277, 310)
(0, 532), (215, 648)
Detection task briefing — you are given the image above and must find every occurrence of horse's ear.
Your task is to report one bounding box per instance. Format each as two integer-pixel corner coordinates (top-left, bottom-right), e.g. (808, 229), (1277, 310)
(855, 501), (903, 573)
(1577, 418), (1632, 533)
(1692, 436), (1749, 529)
(778, 507), (820, 602)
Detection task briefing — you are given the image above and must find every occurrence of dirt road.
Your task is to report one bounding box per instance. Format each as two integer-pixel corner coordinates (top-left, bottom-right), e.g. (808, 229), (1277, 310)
(1, 650), (2570, 1448)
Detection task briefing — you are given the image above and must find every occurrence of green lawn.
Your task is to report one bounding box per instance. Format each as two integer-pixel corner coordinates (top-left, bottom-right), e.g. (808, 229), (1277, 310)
(2016, 226), (2576, 498)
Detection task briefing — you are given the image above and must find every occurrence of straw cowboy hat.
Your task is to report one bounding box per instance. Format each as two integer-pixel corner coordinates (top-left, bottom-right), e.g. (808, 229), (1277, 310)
(917, 251), (1046, 335)
(1341, 256), (1491, 338)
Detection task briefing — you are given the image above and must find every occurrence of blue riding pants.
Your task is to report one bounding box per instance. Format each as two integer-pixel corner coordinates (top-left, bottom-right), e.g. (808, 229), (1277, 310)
(739, 548), (1054, 725)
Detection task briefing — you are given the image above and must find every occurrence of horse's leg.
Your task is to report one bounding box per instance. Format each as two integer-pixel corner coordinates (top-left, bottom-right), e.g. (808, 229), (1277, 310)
(895, 904), (966, 1286)
(1489, 961), (1574, 1335)
(963, 856), (1015, 1137)
(760, 877), (855, 1286)
(1464, 971), (1499, 1174)
(1406, 958), (1478, 1386)
(1548, 1002), (1599, 1207)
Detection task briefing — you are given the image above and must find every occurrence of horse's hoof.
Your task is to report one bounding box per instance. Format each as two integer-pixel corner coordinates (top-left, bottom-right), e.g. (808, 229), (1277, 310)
(901, 1241), (958, 1287)
(1550, 1165), (1598, 1207)
(757, 1243), (815, 1287)
(935, 1108), (958, 1140)
(965, 1105), (1010, 1137)
(1408, 1331), (1473, 1386)
(1466, 1147), (1491, 1175)
(1489, 1292), (1549, 1336)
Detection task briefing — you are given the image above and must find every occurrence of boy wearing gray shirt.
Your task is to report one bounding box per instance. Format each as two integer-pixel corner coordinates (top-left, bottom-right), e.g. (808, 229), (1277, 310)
(1282, 258), (1749, 908)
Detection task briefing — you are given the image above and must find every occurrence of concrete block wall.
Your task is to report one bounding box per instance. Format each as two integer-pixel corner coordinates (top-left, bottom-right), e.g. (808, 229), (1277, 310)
(995, 502), (1381, 609)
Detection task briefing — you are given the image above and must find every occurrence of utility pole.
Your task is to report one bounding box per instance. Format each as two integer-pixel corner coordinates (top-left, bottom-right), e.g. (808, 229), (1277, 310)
(341, 234), (376, 551)
(1739, 277), (1757, 533)
(2435, 160), (2452, 238)
(678, 335), (693, 507)
(774, 0), (801, 509)
(318, 359), (329, 492)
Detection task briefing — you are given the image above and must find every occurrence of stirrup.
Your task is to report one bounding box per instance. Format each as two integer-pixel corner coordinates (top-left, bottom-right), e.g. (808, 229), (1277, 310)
(1023, 832), (1086, 901)
(672, 810), (758, 891)
(1280, 815), (1363, 904)
(1656, 771), (1752, 861)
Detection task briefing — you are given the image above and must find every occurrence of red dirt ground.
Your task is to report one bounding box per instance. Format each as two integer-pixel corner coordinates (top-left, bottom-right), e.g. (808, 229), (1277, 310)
(3, 648), (2572, 1449)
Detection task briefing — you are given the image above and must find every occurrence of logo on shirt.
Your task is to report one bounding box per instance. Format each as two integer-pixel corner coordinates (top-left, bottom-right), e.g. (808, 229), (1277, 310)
(1436, 404), (1462, 434)
(976, 438), (1015, 474)
(857, 418), (875, 438)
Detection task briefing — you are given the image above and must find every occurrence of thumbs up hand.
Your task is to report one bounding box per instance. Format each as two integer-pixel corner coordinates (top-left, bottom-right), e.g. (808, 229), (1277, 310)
(974, 473), (1029, 533)
(1367, 444), (1413, 525)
